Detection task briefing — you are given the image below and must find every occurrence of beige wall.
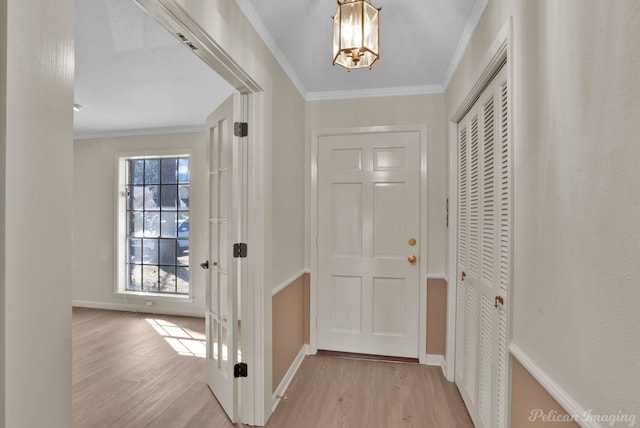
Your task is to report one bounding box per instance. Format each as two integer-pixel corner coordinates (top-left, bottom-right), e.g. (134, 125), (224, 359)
(272, 275), (306, 391)
(271, 71), (306, 288)
(73, 132), (208, 316)
(447, 0), (640, 416)
(0, 0), (6, 422)
(4, 0), (74, 425)
(511, 358), (578, 427)
(305, 94), (448, 276)
(303, 273), (310, 345)
(426, 279), (447, 356)
(172, 0), (307, 292)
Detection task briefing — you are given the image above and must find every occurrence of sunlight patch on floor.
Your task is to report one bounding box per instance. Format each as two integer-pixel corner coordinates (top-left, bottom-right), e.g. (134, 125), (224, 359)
(146, 318), (206, 358)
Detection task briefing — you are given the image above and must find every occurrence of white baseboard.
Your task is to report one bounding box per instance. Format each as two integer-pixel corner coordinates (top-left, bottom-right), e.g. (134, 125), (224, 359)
(272, 345), (307, 413)
(426, 354), (445, 367)
(72, 299), (205, 318)
(441, 356), (454, 382)
(510, 344), (601, 428)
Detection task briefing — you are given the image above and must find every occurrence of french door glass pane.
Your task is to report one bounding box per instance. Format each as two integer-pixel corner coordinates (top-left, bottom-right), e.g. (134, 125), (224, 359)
(221, 326), (228, 371)
(211, 317), (219, 361)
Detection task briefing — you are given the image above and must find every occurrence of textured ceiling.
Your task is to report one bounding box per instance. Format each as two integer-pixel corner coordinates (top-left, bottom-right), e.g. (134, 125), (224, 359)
(74, 0), (235, 139)
(244, 0), (483, 97)
(74, 0), (486, 137)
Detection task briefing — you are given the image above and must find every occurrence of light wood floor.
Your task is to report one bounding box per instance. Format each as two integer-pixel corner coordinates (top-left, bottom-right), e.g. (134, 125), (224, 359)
(73, 308), (472, 427)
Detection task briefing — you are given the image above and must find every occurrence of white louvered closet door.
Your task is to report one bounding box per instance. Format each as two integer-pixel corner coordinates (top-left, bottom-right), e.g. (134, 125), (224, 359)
(455, 64), (511, 428)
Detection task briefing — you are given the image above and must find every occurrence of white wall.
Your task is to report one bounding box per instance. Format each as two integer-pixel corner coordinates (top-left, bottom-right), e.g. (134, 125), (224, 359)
(73, 132), (208, 316)
(4, 1), (74, 426)
(305, 94), (448, 276)
(446, 0), (640, 416)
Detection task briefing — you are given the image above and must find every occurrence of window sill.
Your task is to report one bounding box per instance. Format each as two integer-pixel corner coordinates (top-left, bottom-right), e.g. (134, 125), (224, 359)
(114, 291), (194, 304)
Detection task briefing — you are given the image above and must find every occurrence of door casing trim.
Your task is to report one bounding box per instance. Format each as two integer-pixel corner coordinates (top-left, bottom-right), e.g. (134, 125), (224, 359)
(446, 14), (515, 416)
(132, 1), (272, 424)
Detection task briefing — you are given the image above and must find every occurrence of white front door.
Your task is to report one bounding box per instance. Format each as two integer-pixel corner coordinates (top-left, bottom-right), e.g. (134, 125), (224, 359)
(317, 130), (421, 358)
(204, 93), (245, 423)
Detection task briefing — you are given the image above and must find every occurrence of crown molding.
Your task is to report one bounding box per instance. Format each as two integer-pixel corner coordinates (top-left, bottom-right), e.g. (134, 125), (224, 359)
(74, 125), (206, 140)
(442, 0), (490, 90)
(233, 0), (308, 98)
(306, 84), (444, 102)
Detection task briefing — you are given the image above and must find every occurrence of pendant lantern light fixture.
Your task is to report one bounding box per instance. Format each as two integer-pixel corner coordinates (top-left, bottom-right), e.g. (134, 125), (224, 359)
(332, 0), (381, 71)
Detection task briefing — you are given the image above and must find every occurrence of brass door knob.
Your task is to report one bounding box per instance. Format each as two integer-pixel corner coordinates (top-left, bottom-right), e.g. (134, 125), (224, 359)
(408, 238), (417, 246)
(461, 271), (466, 281)
(408, 255), (417, 264)
(494, 295), (504, 308)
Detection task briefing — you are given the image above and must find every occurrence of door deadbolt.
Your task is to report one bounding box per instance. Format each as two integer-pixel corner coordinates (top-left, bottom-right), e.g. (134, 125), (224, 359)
(408, 238), (417, 246)
(200, 261), (209, 269)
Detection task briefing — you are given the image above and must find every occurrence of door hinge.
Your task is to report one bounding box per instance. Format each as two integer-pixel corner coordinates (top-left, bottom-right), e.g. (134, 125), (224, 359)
(233, 243), (248, 258)
(234, 122), (248, 137)
(234, 362), (248, 378)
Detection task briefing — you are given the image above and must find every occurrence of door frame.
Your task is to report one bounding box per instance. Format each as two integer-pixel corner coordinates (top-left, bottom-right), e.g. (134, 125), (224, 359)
(133, 1), (271, 425)
(310, 125), (429, 364)
(447, 14), (514, 404)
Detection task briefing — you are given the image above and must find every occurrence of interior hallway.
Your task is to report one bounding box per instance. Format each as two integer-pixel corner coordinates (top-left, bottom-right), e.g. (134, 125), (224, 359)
(72, 308), (472, 427)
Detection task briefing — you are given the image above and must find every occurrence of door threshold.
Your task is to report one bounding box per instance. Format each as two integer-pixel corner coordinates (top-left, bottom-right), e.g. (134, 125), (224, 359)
(317, 349), (419, 364)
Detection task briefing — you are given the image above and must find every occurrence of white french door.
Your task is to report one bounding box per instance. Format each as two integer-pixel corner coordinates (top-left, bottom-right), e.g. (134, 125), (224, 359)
(455, 64), (511, 427)
(317, 130), (421, 358)
(204, 93), (246, 423)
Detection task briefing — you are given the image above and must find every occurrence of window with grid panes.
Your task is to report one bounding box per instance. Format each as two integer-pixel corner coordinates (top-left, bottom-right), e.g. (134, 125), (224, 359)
(125, 157), (190, 294)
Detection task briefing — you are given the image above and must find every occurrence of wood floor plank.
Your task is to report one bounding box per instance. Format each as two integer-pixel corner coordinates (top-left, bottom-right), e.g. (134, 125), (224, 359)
(146, 389), (218, 428)
(73, 408), (122, 428)
(73, 308), (472, 428)
(265, 356), (474, 428)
